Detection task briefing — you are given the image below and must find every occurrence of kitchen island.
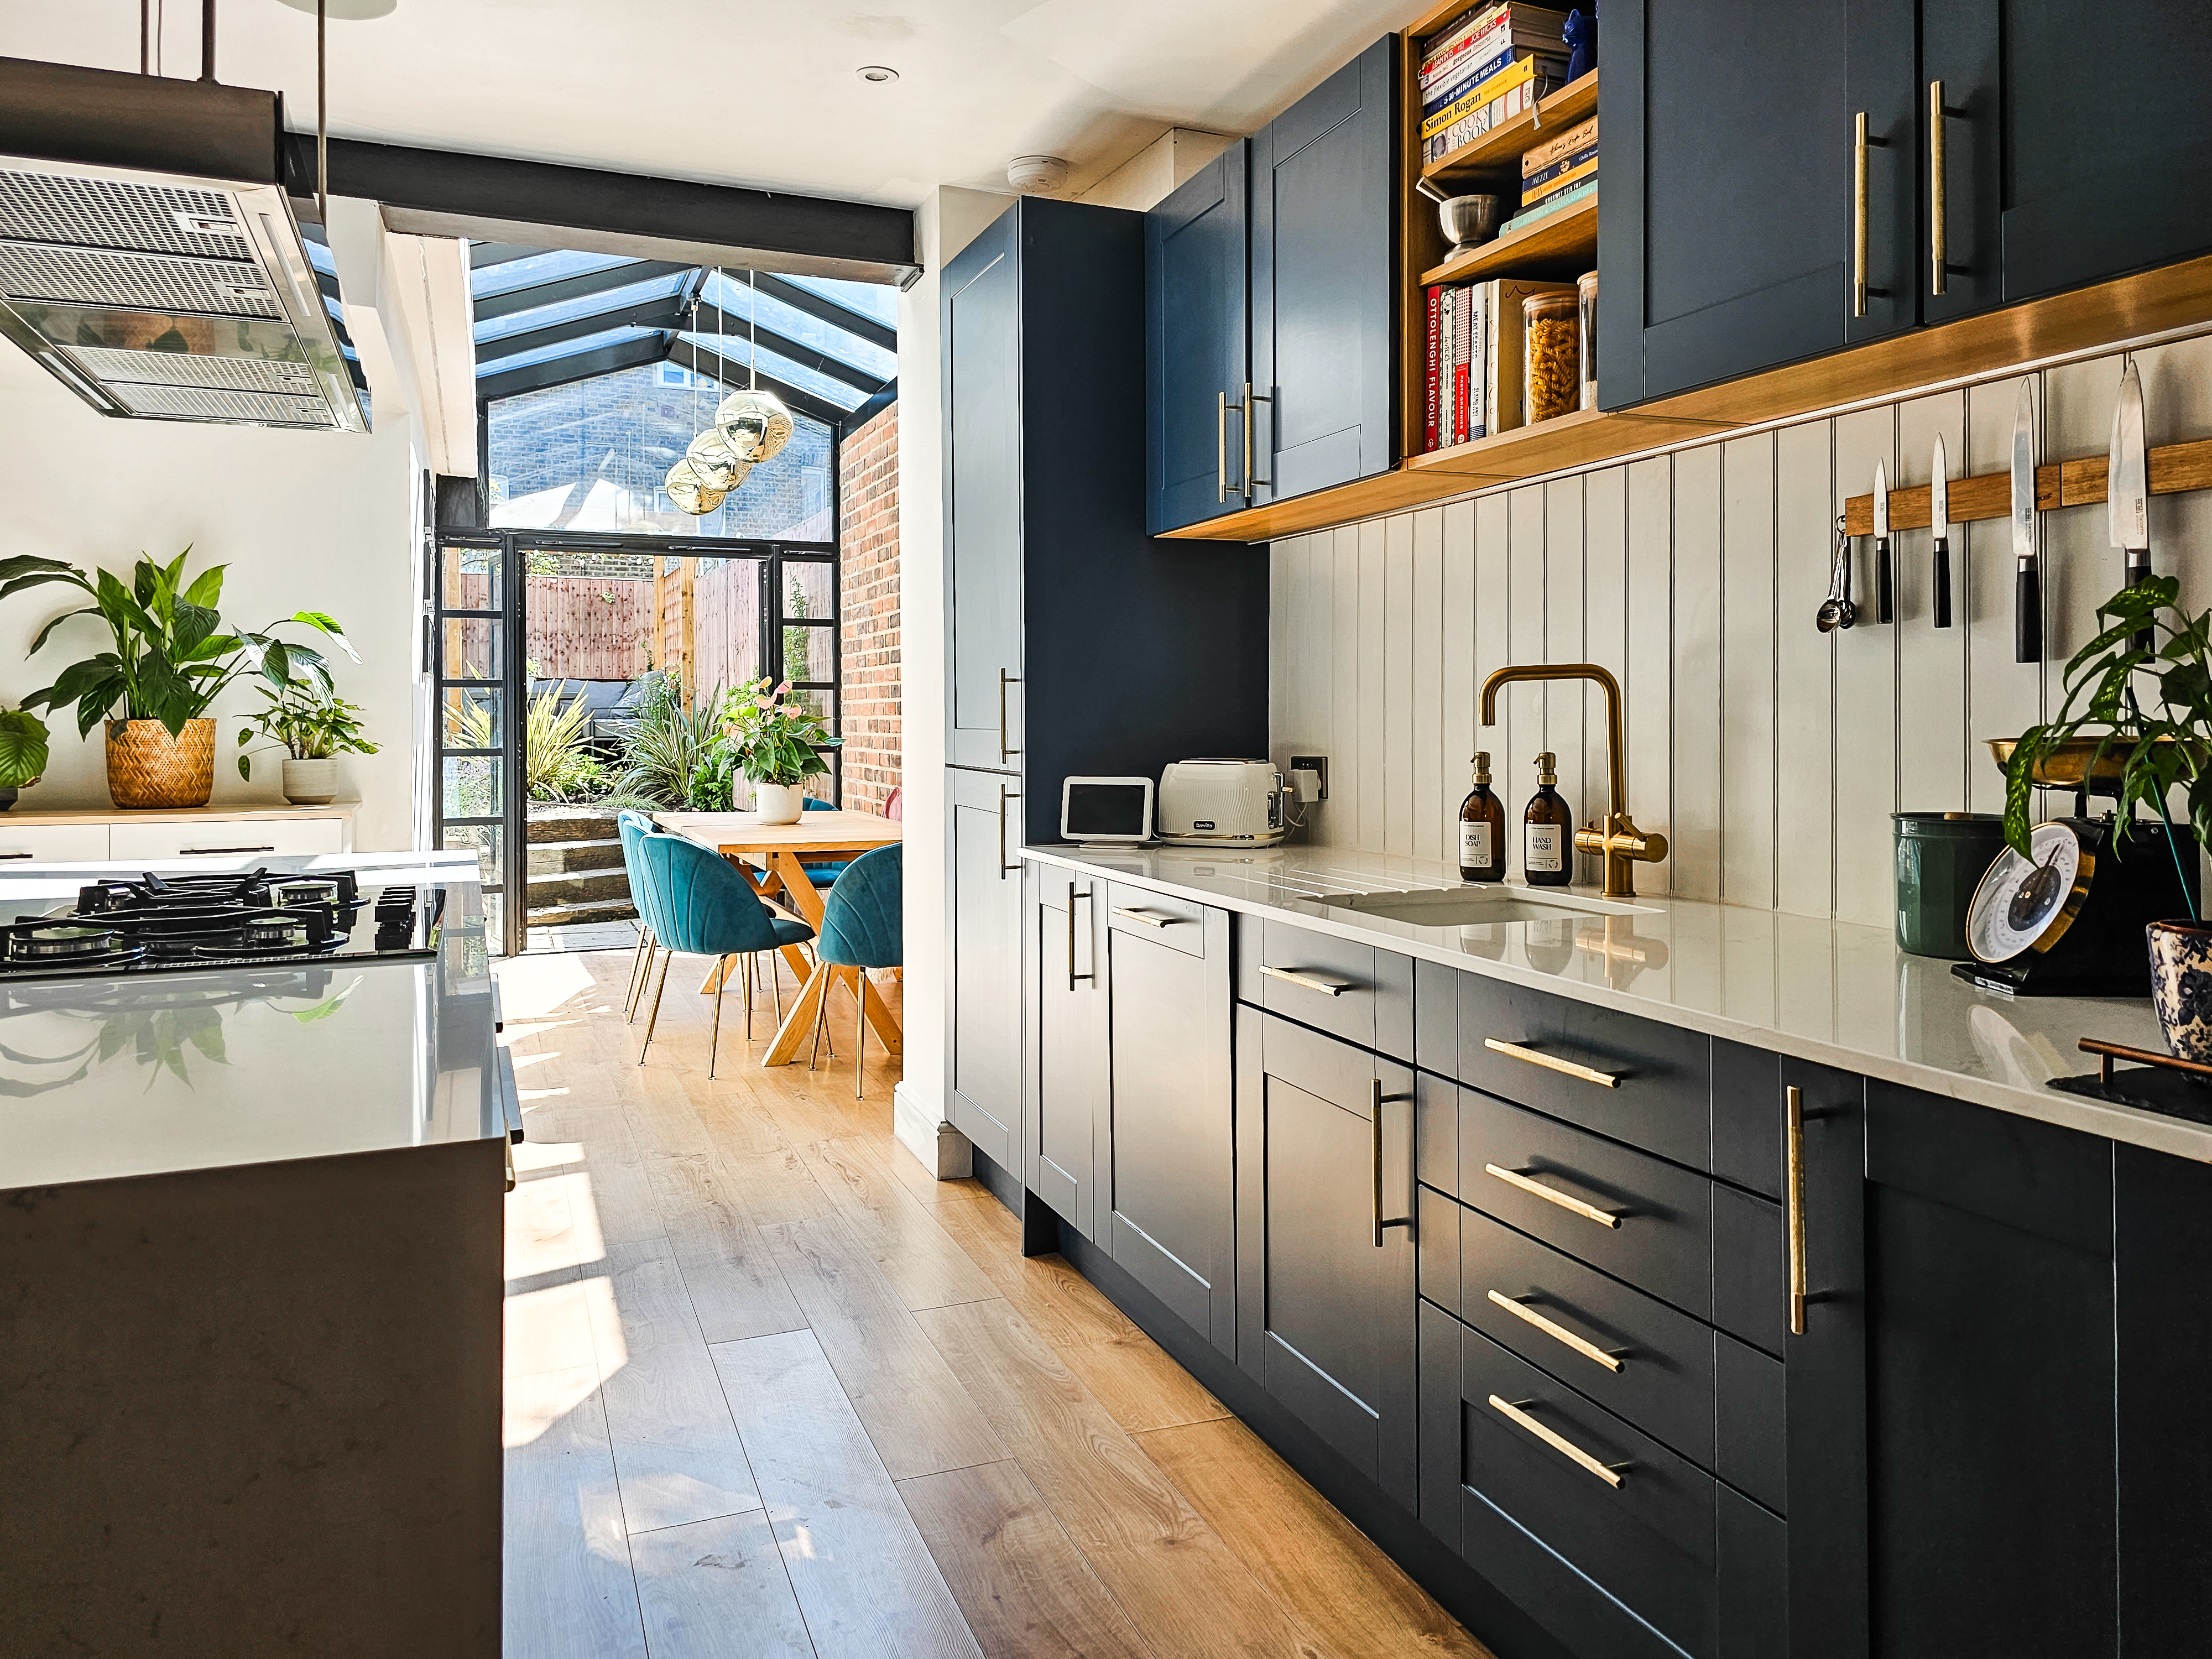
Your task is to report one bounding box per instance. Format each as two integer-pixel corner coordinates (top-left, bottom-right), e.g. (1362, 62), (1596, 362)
(995, 839), (2212, 1659)
(0, 852), (509, 1659)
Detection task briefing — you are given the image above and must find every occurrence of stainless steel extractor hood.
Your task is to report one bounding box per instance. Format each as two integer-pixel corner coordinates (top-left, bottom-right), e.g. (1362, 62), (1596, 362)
(0, 56), (368, 432)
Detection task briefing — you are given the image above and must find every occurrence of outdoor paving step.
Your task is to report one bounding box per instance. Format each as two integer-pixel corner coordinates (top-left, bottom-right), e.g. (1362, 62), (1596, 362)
(525, 807), (622, 843)
(526, 836), (626, 876)
(526, 896), (639, 929)
(525, 868), (633, 907)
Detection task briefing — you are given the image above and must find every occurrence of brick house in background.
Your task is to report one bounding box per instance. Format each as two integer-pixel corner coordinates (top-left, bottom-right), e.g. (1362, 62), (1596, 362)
(837, 400), (899, 815)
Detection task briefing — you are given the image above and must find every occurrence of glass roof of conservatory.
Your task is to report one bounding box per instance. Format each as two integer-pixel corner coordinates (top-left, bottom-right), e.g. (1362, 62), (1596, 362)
(468, 242), (896, 426)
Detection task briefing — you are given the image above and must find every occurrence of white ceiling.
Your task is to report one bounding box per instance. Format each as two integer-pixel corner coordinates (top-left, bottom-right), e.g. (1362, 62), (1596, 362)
(0, 0), (1413, 210)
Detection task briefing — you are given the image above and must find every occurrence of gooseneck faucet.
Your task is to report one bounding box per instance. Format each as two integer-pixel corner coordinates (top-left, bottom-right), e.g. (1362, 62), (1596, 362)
(1478, 662), (1668, 899)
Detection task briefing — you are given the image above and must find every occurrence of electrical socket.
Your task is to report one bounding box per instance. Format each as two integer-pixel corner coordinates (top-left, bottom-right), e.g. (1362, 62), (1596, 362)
(1288, 754), (1328, 801)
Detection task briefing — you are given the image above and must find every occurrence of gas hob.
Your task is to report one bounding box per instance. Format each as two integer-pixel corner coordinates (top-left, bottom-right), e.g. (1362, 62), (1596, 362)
(0, 867), (444, 979)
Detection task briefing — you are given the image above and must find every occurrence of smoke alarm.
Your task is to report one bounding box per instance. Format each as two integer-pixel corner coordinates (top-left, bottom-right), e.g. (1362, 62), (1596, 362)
(1005, 155), (1070, 194)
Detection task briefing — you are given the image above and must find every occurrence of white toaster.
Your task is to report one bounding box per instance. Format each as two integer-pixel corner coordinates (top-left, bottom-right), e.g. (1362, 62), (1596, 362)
(1156, 759), (1287, 848)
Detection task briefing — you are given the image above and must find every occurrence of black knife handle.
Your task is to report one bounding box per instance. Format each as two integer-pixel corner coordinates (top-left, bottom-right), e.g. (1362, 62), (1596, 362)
(1933, 535), (1953, 629)
(2127, 553), (2152, 652)
(1874, 536), (1893, 623)
(2016, 561), (2041, 662)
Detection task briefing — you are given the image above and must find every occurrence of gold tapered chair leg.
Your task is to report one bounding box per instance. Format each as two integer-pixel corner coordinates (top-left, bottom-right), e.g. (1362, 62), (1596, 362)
(623, 926), (650, 1020)
(637, 950), (674, 1065)
(626, 930), (656, 1021)
(709, 954), (728, 1079)
(743, 952), (755, 1040)
(808, 972), (828, 1071)
(854, 971), (867, 1099)
(770, 952), (784, 1026)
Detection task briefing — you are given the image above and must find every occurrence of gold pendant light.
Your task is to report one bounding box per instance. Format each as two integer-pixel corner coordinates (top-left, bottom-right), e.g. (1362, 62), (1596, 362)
(664, 458), (724, 516)
(714, 269), (793, 465)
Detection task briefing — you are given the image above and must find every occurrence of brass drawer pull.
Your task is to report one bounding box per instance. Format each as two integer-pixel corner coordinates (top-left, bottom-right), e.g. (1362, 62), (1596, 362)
(1260, 964), (1353, 997)
(1488, 1395), (1629, 1488)
(1111, 906), (1180, 928)
(1487, 1291), (1624, 1373)
(1483, 1163), (1620, 1229)
(1787, 1084), (1808, 1337)
(1484, 1037), (1619, 1088)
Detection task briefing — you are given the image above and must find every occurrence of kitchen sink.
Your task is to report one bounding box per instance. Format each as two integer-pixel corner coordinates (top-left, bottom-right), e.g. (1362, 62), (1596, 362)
(1315, 885), (1661, 927)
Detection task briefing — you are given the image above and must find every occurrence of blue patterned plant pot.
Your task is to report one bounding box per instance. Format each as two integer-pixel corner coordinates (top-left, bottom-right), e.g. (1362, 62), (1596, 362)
(2146, 920), (2212, 1070)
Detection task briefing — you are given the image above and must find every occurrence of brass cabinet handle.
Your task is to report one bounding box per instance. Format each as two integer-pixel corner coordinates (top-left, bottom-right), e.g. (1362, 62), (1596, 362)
(1370, 1079), (1414, 1248)
(1066, 881), (1094, 993)
(1217, 390), (1230, 503)
(1260, 964), (1354, 997)
(1244, 380), (1271, 493)
(1487, 1290), (1625, 1373)
(996, 786), (1022, 879)
(1787, 1084), (1808, 1336)
(1851, 111), (1887, 317)
(1110, 906), (1179, 928)
(997, 669), (1022, 763)
(1487, 1395), (1630, 1488)
(1483, 1162), (1620, 1229)
(1928, 80), (1947, 296)
(1483, 1037), (1619, 1088)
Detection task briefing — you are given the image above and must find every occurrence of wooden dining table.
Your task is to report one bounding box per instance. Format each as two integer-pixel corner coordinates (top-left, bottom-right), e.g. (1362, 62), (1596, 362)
(652, 810), (902, 1067)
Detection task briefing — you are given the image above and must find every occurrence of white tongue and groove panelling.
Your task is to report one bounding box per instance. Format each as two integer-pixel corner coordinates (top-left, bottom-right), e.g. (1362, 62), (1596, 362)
(1267, 331), (2212, 927)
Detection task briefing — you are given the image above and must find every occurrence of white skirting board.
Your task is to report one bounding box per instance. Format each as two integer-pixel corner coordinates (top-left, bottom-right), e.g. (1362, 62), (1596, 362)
(892, 1081), (972, 1180)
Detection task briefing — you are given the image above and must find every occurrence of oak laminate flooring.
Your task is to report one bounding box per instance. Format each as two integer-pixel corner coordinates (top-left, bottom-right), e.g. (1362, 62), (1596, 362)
(915, 1298), (1325, 1659)
(527, 1102), (667, 1247)
(646, 1150), (808, 1344)
(711, 1329), (985, 1659)
(762, 1217), (1008, 1480)
(503, 1365), (648, 1659)
(505, 1272), (607, 1381)
(588, 1239), (765, 1532)
(899, 1460), (1156, 1659)
(1139, 1417), (1494, 1659)
(629, 1510), (815, 1659)
(800, 1136), (1003, 1312)
(931, 1194), (1228, 1435)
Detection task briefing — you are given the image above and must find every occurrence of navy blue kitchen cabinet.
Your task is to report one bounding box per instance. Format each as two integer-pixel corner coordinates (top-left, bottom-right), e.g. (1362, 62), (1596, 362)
(1144, 37), (1396, 531)
(1144, 140), (1250, 534)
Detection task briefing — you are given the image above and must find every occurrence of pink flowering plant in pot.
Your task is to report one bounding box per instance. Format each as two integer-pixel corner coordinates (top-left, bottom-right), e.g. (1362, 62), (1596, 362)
(711, 676), (840, 823)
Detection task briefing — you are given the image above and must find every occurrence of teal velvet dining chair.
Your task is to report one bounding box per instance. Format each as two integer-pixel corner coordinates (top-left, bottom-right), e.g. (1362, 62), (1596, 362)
(633, 832), (816, 1077)
(797, 795), (849, 891)
(807, 843), (901, 1097)
(616, 809), (661, 1022)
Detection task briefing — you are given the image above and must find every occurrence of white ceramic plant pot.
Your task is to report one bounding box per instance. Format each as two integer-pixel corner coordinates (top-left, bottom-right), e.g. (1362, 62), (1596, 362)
(281, 757), (340, 806)
(752, 781), (806, 825)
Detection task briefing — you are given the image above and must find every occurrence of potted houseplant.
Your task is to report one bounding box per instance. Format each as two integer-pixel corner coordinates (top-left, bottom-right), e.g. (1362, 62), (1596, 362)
(0, 549), (355, 809)
(2003, 574), (2212, 1059)
(0, 706), (50, 811)
(720, 676), (840, 823)
(237, 679), (379, 804)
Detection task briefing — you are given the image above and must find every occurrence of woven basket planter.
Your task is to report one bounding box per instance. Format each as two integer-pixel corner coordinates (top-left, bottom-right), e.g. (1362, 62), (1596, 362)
(107, 718), (216, 808)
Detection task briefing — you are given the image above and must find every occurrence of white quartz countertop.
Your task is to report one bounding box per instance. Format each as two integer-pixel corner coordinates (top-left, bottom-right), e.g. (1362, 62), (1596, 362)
(0, 852), (503, 1190)
(1022, 842), (2212, 1163)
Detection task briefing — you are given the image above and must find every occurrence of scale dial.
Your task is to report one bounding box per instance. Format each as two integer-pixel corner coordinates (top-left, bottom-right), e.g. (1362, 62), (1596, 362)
(1966, 821), (2094, 963)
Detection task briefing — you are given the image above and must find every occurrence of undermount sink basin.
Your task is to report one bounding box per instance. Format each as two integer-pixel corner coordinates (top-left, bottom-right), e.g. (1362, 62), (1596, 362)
(1316, 885), (1660, 927)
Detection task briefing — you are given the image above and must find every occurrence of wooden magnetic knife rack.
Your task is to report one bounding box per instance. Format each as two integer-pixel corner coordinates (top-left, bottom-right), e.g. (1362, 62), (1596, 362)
(1843, 434), (2212, 535)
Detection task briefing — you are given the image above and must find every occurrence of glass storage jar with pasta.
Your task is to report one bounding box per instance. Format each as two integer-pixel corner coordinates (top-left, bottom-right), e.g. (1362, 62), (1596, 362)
(1523, 290), (1580, 424)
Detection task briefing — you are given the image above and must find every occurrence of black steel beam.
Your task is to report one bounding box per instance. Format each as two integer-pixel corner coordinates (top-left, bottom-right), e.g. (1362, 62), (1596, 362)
(286, 134), (917, 286)
(0, 55), (283, 184)
(476, 334), (670, 404)
(666, 339), (850, 428)
(687, 296), (891, 395)
(840, 378), (898, 436)
(476, 296), (686, 367)
(471, 259), (688, 323)
(468, 242), (551, 270)
(753, 272), (898, 353)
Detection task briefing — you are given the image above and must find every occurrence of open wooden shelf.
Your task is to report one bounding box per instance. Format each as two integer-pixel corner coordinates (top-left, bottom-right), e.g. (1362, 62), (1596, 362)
(1161, 249), (2212, 544)
(1421, 70), (1598, 186)
(1418, 190), (1596, 288)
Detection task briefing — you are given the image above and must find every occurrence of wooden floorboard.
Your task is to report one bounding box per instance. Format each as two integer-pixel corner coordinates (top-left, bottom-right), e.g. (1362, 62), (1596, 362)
(711, 1328), (984, 1659)
(498, 948), (1480, 1659)
(629, 1510), (815, 1659)
(899, 1459), (1157, 1659)
(1139, 1416), (1495, 1659)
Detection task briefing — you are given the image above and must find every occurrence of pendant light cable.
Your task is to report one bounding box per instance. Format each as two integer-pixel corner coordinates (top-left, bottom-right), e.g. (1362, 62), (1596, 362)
(748, 269), (758, 390)
(316, 0), (328, 225)
(140, 1), (150, 73)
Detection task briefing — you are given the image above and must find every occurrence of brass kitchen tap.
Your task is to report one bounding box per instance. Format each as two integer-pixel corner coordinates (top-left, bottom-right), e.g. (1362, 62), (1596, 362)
(1478, 663), (1668, 899)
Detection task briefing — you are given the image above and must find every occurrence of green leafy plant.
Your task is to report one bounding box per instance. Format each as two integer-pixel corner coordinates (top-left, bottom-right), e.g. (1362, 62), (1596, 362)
(0, 707), (50, 789)
(0, 549), (356, 738)
(2004, 575), (2211, 864)
(606, 670), (732, 808)
(722, 676), (841, 787)
(455, 679), (602, 802)
(237, 680), (379, 781)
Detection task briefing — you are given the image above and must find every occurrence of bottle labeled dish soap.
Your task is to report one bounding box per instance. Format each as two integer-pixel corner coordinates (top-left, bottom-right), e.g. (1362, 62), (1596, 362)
(1458, 752), (1505, 882)
(1523, 752), (1572, 886)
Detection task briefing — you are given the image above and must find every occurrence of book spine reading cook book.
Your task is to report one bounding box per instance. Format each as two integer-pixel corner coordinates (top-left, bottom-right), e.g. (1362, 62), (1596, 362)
(1424, 284), (1443, 453)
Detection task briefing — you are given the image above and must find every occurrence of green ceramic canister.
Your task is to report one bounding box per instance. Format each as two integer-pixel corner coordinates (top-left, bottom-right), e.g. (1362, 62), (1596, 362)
(1894, 812), (2006, 959)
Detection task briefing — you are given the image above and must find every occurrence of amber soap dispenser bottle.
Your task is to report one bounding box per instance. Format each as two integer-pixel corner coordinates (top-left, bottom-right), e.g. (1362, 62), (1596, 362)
(1523, 752), (1572, 886)
(1458, 752), (1505, 881)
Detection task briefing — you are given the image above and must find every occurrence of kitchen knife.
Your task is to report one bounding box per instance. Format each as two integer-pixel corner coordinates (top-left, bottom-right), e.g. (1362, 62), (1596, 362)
(1931, 435), (1953, 629)
(2013, 380), (2041, 664)
(2110, 359), (2151, 651)
(1872, 460), (1893, 623)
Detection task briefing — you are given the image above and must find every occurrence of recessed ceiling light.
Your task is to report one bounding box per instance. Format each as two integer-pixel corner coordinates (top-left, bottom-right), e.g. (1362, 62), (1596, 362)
(856, 65), (899, 84)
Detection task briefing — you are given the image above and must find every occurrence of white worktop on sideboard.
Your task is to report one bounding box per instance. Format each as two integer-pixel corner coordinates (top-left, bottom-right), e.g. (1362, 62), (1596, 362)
(1022, 841), (2210, 1162)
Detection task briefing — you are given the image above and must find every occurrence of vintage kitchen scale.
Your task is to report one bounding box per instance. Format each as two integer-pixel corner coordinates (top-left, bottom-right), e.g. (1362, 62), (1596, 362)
(1950, 738), (2198, 997)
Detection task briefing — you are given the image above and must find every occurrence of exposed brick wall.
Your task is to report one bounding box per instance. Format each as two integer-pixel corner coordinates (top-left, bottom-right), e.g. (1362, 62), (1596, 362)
(838, 403), (900, 816)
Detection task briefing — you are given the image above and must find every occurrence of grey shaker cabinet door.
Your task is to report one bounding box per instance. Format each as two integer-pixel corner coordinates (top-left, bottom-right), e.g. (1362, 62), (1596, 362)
(945, 765), (1022, 1172)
